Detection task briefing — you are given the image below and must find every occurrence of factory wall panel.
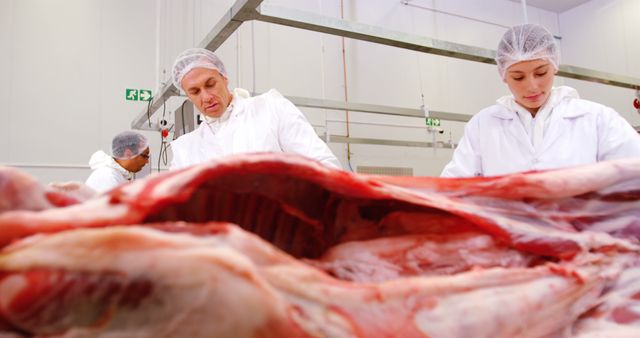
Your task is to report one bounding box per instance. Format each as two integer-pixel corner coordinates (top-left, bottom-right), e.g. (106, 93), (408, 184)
(0, 0), (14, 162)
(0, 0), (157, 184)
(559, 0), (640, 127)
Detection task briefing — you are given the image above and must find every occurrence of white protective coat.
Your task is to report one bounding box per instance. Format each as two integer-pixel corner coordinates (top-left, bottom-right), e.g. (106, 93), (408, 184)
(170, 89), (342, 170)
(441, 86), (640, 177)
(85, 150), (133, 192)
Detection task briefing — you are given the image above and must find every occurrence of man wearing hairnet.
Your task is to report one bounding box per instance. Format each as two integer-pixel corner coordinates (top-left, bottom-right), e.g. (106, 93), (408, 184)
(441, 23), (640, 177)
(85, 131), (150, 192)
(169, 48), (341, 170)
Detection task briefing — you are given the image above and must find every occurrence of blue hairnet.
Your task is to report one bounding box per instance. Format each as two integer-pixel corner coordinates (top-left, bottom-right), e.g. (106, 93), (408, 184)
(172, 48), (228, 92)
(112, 131), (148, 160)
(495, 24), (560, 78)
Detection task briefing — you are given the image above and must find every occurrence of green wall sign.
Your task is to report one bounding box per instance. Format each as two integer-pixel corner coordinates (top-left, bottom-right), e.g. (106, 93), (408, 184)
(126, 88), (152, 101)
(425, 117), (441, 126)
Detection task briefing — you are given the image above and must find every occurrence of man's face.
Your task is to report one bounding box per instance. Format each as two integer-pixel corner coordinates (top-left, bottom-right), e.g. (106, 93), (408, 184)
(130, 147), (150, 173)
(181, 68), (233, 118)
(503, 58), (556, 116)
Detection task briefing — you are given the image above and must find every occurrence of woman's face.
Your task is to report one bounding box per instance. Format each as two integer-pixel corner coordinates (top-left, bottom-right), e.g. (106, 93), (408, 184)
(503, 59), (556, 116)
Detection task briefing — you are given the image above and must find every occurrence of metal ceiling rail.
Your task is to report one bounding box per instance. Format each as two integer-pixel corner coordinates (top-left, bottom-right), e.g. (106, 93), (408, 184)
(557, 65), (640, 89)
(328, 135), (457, 149)
(287, 96), (470, 122)
(132, 0), (640, 130)
(254, 4), (640, 90)
(255, 4), (496, 64)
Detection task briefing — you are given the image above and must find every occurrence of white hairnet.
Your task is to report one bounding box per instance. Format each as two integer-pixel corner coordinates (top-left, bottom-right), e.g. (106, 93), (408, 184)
(495, 24), (560, 78)
(172, 48), (228, 92)
(112, 131), (148, 160)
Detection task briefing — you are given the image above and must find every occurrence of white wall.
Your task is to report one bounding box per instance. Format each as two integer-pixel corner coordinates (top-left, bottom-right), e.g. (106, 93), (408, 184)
(0, 1), (13, 164)
(558, 0), (640, 127)
(0, 0), (157, 184)
(1, 0), (638, 183)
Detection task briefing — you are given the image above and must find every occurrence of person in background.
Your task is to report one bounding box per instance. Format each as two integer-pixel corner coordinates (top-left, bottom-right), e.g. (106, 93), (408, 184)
(169, 48), (342, 170)
(441, 23), (640, 177)
(85, 131), (150, 192)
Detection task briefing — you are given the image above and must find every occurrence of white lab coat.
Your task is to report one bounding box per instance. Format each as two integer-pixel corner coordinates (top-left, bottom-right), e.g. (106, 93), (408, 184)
(85, 150), (133, 192)
(170, 89), (342, 170)
(441, 86), (640, 177)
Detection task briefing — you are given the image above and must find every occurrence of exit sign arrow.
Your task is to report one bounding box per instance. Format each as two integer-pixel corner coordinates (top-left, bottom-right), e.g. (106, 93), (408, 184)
(125, 88), (152, 101)
(139, 89), (152, 101)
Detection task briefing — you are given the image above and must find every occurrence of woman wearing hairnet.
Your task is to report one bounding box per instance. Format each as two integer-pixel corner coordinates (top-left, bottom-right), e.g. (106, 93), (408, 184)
(441, 23), (640, 177)
(85, 131), (150, 192)
(170, 48), (341, 170)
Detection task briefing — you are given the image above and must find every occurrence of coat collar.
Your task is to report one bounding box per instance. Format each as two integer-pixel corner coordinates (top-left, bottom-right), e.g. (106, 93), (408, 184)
(492, 86), (581, 119)
(200, 87), (251, 125)
(88, 150), (133, 180)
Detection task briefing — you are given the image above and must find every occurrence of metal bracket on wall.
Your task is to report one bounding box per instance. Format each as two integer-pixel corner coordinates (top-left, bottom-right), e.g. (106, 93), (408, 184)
(132, 0), (640, 131)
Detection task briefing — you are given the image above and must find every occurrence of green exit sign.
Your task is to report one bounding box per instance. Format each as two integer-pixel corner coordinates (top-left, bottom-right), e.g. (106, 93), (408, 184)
(425, 117), (441, 126)
(126, 88), (152, 101)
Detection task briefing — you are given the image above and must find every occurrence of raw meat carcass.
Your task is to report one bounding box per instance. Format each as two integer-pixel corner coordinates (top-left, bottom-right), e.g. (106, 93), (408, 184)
(1, 154), (638, 255)
(47, 181), (97, 202)
(572, 262), (640, 337)
(0, 167), (83, 214)
(0, 153), (639, 337)
(0, 223), (632, 338)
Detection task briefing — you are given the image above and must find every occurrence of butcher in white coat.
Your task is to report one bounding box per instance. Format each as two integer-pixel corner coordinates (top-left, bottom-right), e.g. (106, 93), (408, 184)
(441, 24), (640, 177)
(85, 131), (150, 192)
(170, 48), (341, 170)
